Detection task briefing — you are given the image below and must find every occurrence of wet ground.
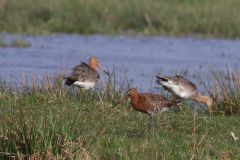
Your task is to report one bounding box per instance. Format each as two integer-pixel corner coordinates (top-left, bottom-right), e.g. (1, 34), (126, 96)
(0, 34), (239, 91)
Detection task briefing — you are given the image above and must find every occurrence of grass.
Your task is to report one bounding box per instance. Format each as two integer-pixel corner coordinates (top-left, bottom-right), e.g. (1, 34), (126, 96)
(0, 65), (240, 159)
(0, 33), (7, 47)
(199, 63), (240, 115)
(0, 0), (240, 38)
(0, 33), (31, 47)
(10, 35), (31, 47)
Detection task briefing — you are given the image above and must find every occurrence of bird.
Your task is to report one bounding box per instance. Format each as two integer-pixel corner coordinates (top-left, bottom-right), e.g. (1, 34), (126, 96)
(156, 73), (213, 113)
(65, 56), (109, 90)
(111, 88), (180, 136)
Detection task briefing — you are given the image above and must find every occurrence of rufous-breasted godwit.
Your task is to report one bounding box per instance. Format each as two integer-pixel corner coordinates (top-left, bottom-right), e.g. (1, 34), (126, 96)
(65, 56), (109, 90)
(111, 88), (180, 136)
(156, 73), (213, 113)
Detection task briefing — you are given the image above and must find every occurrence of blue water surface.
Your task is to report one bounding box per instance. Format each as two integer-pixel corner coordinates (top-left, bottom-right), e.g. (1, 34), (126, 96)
(0, 34), (239, 92)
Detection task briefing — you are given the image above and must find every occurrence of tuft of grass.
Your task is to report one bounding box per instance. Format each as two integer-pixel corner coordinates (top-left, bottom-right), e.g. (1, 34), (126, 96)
(0, 33), (31, 47)
(199, 63), (240, 115)
(0, 65), (240, 159)
(0, 33), (7, 47)
(0, 41), (7, 47)
(10, 35), (31, 47)
(0, 0), (240, 38)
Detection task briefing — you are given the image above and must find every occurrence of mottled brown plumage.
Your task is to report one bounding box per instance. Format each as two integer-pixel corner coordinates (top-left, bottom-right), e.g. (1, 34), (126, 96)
(65, 56), (109, 89)
(112, 88), (180, 136)
(156, 73), (213, 113)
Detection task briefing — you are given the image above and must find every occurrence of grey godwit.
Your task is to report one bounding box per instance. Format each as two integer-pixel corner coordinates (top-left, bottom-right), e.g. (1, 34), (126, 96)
(65, 56), (109, 90)
(156, 73), (213, 113)
(111, 88), (180, 136)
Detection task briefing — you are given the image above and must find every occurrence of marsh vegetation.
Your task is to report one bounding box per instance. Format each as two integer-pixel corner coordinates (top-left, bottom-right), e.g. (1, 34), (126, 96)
(0, 0), (240, 38)
(0, 64), (240, 159)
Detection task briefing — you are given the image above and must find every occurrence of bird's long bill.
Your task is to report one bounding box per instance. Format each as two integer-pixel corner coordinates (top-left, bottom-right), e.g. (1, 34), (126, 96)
(97, 64), (110, 76)
(111, 97), (128, 108)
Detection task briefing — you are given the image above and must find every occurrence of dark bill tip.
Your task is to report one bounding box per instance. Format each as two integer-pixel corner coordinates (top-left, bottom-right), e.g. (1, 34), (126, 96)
(104, 70), (110, 76)
(111, 103), (119, 108)
(111, 97), (128, 108)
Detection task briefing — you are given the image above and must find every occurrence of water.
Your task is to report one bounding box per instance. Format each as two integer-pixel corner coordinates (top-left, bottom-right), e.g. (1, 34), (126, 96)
(0, 34), (239, 91)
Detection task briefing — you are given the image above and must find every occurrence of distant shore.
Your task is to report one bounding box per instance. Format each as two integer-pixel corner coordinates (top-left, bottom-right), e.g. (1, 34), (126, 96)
(0, 0), (240, 38)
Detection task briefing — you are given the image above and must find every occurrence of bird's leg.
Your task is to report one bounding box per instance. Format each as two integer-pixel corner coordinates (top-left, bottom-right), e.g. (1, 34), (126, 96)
(129, 114), (153, 137)
(71, 86), (75, 98)
(83, 89), (88, 102)
(78, 88), (80, 100)
(78, 88), (85, 102)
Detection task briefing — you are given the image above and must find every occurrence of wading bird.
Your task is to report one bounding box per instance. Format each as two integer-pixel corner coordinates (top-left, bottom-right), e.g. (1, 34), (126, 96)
(111, 88), (180, 136)
(156, 73), (213, 113)
(65, 56), (109, 89)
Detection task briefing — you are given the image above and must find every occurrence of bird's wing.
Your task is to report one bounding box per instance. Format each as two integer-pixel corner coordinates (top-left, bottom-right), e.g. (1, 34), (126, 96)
(141, 93), (179, 111)
(65, 62), (99, 82)
(173, 75), (197, 91)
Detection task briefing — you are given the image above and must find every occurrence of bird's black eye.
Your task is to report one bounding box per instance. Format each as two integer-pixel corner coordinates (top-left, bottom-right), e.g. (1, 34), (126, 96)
(128, 91), (132, 94)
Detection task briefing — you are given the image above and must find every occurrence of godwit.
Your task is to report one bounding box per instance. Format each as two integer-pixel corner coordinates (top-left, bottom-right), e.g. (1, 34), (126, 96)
(65, 56), (109, 89)
(111, 88), (180, 136)
(156, 73), (213, 113)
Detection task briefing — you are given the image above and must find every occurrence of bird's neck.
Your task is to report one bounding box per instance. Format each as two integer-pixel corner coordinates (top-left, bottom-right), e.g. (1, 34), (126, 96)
(195, 94), (208, 105)
(89, 64), (97, 72)
(131, 95), (140, 108)
(195, 93), (213, 113)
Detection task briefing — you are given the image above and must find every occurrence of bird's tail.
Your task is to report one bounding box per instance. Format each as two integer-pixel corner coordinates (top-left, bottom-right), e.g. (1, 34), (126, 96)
(65, 79), (75, 86)
(156, 73), (171, 84)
